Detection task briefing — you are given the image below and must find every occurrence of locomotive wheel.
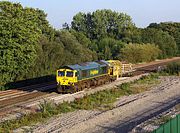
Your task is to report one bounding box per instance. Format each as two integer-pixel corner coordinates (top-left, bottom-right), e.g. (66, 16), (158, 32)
(86, 82), (90, 89)
(57, 86), (62, 93)
(81, 84), (85, 90)
(57, 86), (66, 93)
(74, 84), (79, 92)
(69, 86), (76, 93)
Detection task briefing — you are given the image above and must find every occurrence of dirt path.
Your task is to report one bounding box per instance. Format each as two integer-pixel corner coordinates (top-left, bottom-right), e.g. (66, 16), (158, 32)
(15, 76), (180, 133)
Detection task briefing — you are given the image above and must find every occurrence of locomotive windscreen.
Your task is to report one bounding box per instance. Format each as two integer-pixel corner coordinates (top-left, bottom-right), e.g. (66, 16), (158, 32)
(66, 71), (73, 77)
(58, 71), (65, 77)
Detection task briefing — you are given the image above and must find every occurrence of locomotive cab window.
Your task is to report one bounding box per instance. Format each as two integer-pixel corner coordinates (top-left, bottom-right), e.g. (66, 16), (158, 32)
(66, 71), (73, 77)
(102, 66), (107, 74)
(58, 71), (65, 77)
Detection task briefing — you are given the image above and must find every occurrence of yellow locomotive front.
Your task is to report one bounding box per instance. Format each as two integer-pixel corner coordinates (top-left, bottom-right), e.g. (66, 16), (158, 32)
(56, 69), (78, 87)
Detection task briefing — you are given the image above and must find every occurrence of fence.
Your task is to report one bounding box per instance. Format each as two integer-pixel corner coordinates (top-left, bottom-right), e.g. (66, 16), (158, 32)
(152, 114), (180, 133)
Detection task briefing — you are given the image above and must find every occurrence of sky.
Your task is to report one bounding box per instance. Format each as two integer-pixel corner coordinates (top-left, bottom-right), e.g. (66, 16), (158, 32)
(9, 0), (180, 29)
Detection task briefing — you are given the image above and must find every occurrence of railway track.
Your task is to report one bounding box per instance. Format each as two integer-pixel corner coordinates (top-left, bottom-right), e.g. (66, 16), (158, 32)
(0, 57), (179, 123)
(0, 82), (57, 118)
(131, 57), (180, 76)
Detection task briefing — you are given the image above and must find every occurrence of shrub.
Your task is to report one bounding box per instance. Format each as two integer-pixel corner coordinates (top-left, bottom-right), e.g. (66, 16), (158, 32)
(121, 43), (161, 63)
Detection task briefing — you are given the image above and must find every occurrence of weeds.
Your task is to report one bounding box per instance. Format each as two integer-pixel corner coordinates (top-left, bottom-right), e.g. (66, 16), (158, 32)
(153, 115), (172, 125)
(0, 100), (57, 132)
(39, 99), (58, 116)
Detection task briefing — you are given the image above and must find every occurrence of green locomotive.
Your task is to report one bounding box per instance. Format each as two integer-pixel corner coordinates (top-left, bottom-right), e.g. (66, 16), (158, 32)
(56, 60), (123, 93)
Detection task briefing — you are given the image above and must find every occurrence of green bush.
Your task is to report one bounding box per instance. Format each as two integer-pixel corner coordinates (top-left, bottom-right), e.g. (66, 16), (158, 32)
(121, 43), (161, 63)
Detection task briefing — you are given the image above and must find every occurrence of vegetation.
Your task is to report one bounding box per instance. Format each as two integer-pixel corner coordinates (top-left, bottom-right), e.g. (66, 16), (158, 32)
(0, 74), (160, 132)
(148, 22), (180, 55)
(141, 28), (177, 58)
(0, 2), (42, 85)
(161, 62), (180, 75)
(0, 1), (180, 89)
(149, 114), (172, 126)
(121, 43), (161, 63)
(70, 9), (135, 40)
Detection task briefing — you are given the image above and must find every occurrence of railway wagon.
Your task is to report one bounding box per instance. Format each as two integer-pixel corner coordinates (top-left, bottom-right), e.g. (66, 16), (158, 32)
(56, 60), (117, 93)
(107, 60), (123, 78)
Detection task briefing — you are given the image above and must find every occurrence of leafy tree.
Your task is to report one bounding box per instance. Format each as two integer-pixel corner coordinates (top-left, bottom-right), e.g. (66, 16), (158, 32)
(129, 28), (142, 44)
(20, 36), (65, 79)
(148, 22), (180, 55)
(55, 30), (97, 64)
(98, 38), (125, 60)
(0, 1), (42, 84)
(70, 30), (92, 48)
(71, 9), (135, 40)
(141, 28), (177, 58)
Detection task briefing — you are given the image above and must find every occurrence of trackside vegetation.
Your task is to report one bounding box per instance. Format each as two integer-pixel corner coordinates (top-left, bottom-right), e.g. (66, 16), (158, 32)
(1, 1), (180, 90)
(0, 74), (160, 132)
(163, 62), (180, 75)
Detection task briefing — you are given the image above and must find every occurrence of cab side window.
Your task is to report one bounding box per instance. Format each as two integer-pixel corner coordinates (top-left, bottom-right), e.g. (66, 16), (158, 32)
(66, 71), (73, 77)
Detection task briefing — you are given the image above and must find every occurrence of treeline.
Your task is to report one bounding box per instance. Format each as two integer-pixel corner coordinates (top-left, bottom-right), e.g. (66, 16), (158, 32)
(0, 1), (180, 87)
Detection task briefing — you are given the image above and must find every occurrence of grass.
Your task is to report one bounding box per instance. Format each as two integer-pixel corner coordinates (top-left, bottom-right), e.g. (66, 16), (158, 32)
(0, 73), (160, 132)
(129, 73), (160, 93)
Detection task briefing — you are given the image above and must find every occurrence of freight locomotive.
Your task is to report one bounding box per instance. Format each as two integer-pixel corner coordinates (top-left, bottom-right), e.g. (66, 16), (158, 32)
(56, 60), (127, 93)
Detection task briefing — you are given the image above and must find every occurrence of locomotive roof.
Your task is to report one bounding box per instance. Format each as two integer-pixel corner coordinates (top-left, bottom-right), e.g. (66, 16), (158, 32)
(63, 60), (108, 71)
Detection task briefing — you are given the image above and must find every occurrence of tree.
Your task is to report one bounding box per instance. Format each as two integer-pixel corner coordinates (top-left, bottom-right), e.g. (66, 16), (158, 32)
(0, 1), (42, 84)
(55, 30), (97, 64)
(22, 30), (98, 79)
(21, 36), (65, 79)
(148, 22), (180, 55)
(141, 28), (177, 58)
(71, 9), (135, 40)
(98, 38), (125, 60)
(70, 30), (92, 48)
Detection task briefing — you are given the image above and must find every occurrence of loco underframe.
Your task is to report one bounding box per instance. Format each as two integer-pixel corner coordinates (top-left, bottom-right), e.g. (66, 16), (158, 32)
(57, 74), (116, 93)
